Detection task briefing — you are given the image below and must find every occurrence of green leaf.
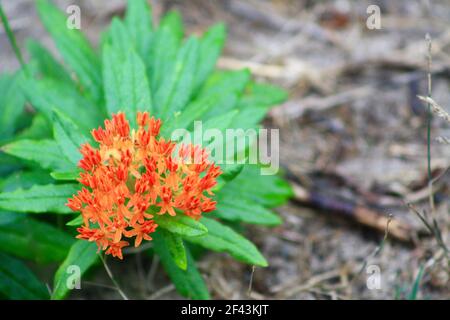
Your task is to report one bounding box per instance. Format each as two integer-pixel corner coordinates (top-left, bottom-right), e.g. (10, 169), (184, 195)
(103, 45), (153, 125)
(102, 43), (122, 115)
(66, 214), (83, 226)
(220, 163), (244, 182)
(223, 165), (293, 208)
(200, 70), (250, 119)
(2, 139), (72, 171)
(157, 37), (200, 119)
(159, 11), (184, 41)
(153, 214), (207, 237)
(153, 233), (209, 299)
(147, 16), (182, 106)
(0, 73), (25, 141)
(162, 94), (224, 137)
(239, 82), (288, 109)
(408, 264), (426, 300)
(0, 217), (74, 263)
(0, 184), (78, 214)
(0, 153), (23, 177)
(26, 40), (72, 83)
(120, 50), (153, 126)
(20, 76), (103, 132)
(214, 195), (282, 226)
(17, 113), (52, 140)
(124, 0), (153, 58)
(53, 110), (90, 165)
(0, 212), (21, 225)
(36, 0), (102, 102)
(0, 252), (49, 299)
(157, 229), (187, 270)
(0, 170), (54, 192)
(194, 23), (226, 92)
(185, 217), (268, 267)
(52, 240), (99, 300)
(50, 170), (80, 181)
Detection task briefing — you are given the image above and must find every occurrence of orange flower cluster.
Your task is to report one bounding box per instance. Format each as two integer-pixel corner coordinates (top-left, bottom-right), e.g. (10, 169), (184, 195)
(66, 112), (221, 259)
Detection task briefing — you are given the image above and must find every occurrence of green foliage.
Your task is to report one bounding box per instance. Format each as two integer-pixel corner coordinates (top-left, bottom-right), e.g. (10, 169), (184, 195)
(53, 111), (91, 165)
(2, 139), (72, 171)
(154, 214), (208, 237)
(153, 232), (209, 299)
(0, 252), (49, 299)
(0, 217), (74, 263)
(0, 0), (291, 300)
(185, 217), (268, 267)
(51, 240), (99, 300)
(124, 0), (153, 59)
(0, 184), (78, 214)
(36, 0), (102, 102)
(103, 45), (153, 126)
(0, 74), (26, 143)
(156, 229), (187, 270)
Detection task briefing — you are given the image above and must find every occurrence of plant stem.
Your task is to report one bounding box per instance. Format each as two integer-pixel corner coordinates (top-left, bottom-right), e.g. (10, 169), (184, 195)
(99, 254), (129, 300)
(426, 33), (435, 214)
(0, 3), (25, 69)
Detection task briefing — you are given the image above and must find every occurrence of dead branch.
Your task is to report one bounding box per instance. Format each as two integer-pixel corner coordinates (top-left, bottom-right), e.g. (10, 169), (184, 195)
(289, 182), (416, 243)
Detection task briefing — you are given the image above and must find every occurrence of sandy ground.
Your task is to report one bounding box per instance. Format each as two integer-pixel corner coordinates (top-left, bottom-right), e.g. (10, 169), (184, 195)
(1, 0), (449, 299)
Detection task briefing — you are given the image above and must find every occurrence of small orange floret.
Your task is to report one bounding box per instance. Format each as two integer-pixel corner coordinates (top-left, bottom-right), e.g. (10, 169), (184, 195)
(66, 112), (221, 259)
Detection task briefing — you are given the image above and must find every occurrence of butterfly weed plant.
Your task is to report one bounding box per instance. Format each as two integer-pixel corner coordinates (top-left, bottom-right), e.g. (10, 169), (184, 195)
(0, 0), (292, 299)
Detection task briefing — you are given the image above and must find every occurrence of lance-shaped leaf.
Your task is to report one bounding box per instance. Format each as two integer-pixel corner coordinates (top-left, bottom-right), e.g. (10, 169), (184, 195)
(0, 217), (74, 263)
(185, 217), (268, 267)
(36, 0), (102, 102)
(159, 11), (184, 41)
(20, 76), (103, 132)
(124, 0), (153, 58)
(16, 114), (52, 141)
(157, 37), (199, 120)
(26, 40), (73, 84)
(148, 17), (182, 106)
(0, 73), (25, 141)
(194, 23), (226, 92)
(153, 233), (209, 299)
(153, 214), (207, 237)
(51, 240), (99, 300)
(157, 229), (187, 270)
(222, 165), (293, 208)
(0, 184), (78, 214)
(50, 170), (80, 181)
(213, 195), (282, 226)
(0, 252), (49, 299)
(199, 70), (250, 120)
(66, 214), (82, 227)
(239, 82), (288, 109)
(0, 170), (53, 192)
(2, 139), (72, 171)
(103, 44), (153, 125)
(53, 110), (90, 165)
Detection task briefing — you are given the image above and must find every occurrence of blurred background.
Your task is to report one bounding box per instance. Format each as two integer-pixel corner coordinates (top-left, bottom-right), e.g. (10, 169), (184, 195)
(1, 0), (449, 299)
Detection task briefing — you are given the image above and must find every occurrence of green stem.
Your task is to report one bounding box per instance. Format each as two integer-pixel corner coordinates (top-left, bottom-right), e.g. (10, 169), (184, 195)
(0, 3), (25, 68)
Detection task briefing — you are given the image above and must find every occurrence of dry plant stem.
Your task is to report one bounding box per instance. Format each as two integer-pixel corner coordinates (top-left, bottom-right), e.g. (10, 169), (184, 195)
(290, 182), (415, 242)
(404, 167), (449, 203)
(147, 284), (175, 300)
(272, 268), (350, 298)
(418, 96), (450, 123)
(350, 216), (392, 287)
(99, 254), (129, 300)
(426, 34), (436, 215)
(407, 203), (449, 259)
(247, 265), (255, 297)
(83, 281), (119, 291)
(146, 255), (160, 291)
